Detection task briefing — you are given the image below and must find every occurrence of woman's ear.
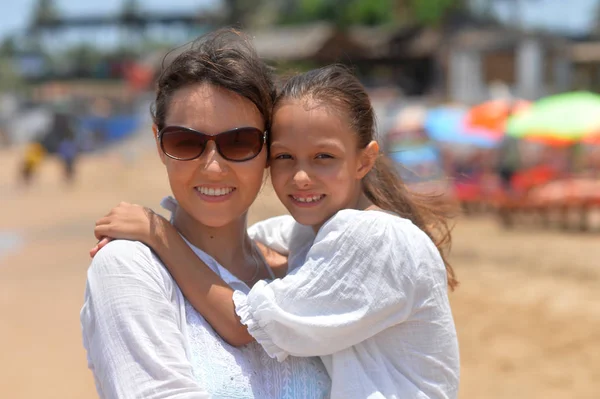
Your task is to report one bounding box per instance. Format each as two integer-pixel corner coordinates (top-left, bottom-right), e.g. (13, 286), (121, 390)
(153, 125), (167, 165)
(356, 141), (379, 179)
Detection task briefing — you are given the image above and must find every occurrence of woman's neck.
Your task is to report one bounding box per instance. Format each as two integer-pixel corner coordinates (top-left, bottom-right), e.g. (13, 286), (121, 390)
(173, 207), (253, 272)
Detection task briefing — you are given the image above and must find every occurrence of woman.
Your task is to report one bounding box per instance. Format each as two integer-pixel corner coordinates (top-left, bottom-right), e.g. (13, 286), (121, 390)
(80, 29), (330, 398)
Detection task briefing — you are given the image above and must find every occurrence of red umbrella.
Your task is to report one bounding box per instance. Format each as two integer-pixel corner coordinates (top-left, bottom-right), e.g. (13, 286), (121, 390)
(583, 132), (600, 144)
(466, 99), (530, 137)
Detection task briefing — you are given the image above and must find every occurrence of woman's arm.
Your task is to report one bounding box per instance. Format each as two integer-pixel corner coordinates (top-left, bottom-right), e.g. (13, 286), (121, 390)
(81, 239), (210, 398)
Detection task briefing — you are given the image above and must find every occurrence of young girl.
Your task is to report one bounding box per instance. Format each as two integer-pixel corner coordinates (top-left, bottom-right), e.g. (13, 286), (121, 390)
(93, 65), (460, 398)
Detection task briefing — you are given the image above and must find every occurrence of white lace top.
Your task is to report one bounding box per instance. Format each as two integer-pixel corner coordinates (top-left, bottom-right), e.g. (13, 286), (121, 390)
(234, 209), (460, 399)
(80, 197), (330, 399)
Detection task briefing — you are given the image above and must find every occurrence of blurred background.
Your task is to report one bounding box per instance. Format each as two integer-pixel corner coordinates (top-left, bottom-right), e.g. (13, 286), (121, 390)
(0, 1), (599, 398)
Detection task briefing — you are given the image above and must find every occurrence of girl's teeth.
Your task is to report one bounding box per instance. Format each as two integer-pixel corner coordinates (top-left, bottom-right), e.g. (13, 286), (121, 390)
(295, 195), (323, 203)
(197, 187), (234, 196)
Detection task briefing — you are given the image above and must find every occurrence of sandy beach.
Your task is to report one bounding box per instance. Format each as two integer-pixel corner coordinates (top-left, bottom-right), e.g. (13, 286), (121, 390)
(0, 131), (598, 399)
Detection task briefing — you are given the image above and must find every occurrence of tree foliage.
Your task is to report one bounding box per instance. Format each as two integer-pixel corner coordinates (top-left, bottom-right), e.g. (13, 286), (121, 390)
(275, 0), (471, 27)
(278, 0), (395, 27)
(120, 0), (142, 21)
(30, 0), (60, 27)
(405, 0), (467, 25)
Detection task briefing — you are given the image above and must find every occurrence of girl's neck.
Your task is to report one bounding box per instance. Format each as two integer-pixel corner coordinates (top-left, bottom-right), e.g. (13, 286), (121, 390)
(310, 191), (374, 234)
(355, 192), (374, 211)
(173, 207), (253, 271)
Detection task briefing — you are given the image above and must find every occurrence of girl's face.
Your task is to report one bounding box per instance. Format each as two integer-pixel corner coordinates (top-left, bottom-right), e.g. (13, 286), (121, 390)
(157, 83), (267, 228)
(269, 99), (376, 229)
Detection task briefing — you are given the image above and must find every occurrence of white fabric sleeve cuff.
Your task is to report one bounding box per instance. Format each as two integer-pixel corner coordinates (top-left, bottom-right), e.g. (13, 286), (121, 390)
(232, 288), (290, 362)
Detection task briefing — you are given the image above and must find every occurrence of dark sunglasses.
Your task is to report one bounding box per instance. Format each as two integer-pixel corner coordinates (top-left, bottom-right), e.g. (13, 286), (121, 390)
(158, 126), (267, 162)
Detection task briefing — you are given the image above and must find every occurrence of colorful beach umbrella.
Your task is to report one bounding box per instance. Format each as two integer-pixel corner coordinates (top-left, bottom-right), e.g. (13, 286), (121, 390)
(583, 132), (600, 144)
(507, 91), (600, 145)
(424, 107), (500, 148)
(466, 99), (530, 135)
(388, 143), (445, 184)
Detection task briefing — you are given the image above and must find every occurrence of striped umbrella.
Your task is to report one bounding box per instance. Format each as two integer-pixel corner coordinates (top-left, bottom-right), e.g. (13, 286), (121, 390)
(507, 91), (600, 145)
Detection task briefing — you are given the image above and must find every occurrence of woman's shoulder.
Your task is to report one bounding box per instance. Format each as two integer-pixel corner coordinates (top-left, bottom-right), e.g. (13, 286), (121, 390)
(249, 214), (296, 229)
(89, 239), (174, 287)
(92, 239), (153, 264)
(248, 215), (299, 238)
(249, 214), (314, 255)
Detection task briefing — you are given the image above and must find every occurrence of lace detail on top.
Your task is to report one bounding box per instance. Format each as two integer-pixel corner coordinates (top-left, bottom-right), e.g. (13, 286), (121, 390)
(160, 196), (331, 398)
(185, 302), (330, 399)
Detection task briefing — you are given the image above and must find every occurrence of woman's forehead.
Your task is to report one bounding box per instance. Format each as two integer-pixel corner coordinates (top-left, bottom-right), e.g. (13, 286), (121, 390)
(166, 84), (264, 132)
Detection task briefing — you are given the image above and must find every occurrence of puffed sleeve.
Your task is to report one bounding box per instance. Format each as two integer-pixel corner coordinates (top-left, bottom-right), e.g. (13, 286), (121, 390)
(80, 240), (210, 399)
(234, 211), (438, 361)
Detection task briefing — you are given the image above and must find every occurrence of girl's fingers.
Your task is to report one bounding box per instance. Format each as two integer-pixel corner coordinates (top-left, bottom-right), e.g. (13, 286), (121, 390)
(94, 226), (104, 240)
(94, 224), (114, 240)
(97, 237), (112, 250)
(90, 237), (112, 258)
(95, 216), (111, 226)
(89, 245), (100, 258)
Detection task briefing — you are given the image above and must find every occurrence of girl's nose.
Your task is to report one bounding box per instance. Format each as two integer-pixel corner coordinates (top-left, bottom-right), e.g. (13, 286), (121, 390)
(293, 168), (311, 188)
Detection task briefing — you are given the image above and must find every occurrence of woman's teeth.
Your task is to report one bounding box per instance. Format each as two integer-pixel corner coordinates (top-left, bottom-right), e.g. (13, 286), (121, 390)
(196, 187), (235, 196)
(293, 195), (324, 203)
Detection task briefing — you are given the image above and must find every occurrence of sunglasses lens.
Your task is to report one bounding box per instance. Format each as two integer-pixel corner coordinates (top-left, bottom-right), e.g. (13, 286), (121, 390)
(161, 128), (206, 160)
(217, 128), (263, 161)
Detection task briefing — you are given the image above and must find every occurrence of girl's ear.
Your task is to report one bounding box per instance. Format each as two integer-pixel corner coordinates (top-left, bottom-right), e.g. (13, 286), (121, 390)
(153, 124), (167, 165)
(356, 140), (379, 179)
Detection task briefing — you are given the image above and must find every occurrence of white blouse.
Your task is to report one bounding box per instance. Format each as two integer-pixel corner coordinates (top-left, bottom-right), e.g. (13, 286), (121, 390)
(235, 209), (460, 399)
(80, 197), (330, 399)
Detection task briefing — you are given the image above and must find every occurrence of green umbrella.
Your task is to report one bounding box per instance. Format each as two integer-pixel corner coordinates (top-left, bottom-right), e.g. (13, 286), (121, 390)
(507, 91), (600, 144)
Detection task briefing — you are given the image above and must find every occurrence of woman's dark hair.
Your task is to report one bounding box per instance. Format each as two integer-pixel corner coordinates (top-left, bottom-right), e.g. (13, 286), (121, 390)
(275, 64), (458, 290)
(151, 28), (276, 131)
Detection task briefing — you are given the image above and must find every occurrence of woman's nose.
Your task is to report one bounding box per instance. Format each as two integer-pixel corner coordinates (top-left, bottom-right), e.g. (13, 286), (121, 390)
(201, 142), (226, 175)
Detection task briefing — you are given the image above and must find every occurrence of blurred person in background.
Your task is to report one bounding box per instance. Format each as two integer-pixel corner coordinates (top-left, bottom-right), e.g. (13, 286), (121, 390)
(18, 141), (46, 186)
(497, 136), (521, 194)
(0, 124), (9, 147)
(80, 29), (330, 398)
(57, 132), (79, 184)
(48, 110), (80, 184)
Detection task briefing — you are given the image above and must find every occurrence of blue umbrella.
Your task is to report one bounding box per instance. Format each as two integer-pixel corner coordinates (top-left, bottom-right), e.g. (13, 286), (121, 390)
(388, 143), (445, 184)
(424, 107), (500, 148)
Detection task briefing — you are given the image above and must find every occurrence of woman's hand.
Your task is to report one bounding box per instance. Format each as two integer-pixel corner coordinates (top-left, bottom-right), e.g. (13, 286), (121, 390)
(90, 202), (166, 258)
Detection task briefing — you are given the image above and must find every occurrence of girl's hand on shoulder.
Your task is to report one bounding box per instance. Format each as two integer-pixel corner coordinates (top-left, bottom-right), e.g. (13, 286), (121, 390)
(90, 202), (166, 258)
